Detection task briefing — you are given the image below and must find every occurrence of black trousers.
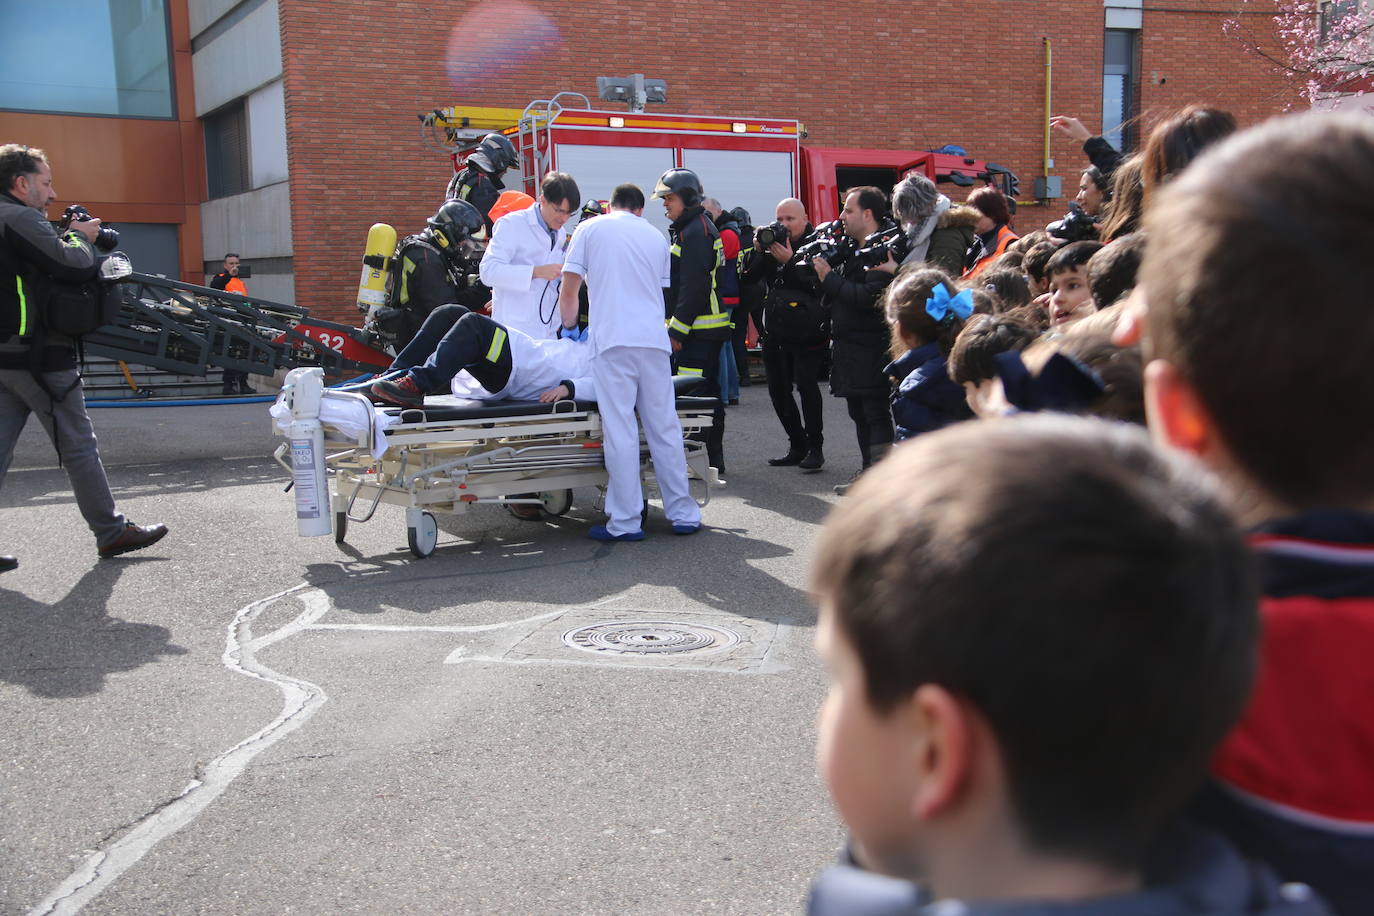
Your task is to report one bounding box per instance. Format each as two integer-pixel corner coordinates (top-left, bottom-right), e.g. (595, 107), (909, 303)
(762, 340), (824, 450)
(845, 394), (894, 468)
(406, 310), (512, 395)
(390, 303), (470, 370)
(675, 335), (726, 470)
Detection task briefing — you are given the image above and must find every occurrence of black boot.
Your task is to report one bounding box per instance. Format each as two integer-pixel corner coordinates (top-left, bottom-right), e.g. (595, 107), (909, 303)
(798, 447), (825, 471)
(768, 446), (806, 467)
(0, 555), (17, 572)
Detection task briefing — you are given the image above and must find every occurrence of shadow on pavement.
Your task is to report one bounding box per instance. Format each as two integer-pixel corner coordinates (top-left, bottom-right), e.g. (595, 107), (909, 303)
(300, 506), (814, 626)
(0, 560), (189, 698)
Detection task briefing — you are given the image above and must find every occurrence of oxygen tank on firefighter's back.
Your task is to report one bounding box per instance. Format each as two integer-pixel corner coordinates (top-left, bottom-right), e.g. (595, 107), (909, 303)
(356, 222), (397, 322)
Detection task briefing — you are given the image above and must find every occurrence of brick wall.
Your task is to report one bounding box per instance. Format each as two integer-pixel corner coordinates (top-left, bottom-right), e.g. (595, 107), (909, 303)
(279, 0), (1300, 322)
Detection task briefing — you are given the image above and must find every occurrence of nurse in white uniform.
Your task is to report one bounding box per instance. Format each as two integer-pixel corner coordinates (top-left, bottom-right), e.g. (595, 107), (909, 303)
(559, 183), (702, 541)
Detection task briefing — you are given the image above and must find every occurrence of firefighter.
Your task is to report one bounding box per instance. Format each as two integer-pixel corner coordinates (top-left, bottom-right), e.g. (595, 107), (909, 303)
(380, 199), (486, 354)
(653, 168), (729, 475)
(445, 133), (517, 235)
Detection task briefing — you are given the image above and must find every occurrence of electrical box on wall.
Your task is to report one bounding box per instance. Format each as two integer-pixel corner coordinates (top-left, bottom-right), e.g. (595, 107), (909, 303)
(1034, 176), (1062, 199)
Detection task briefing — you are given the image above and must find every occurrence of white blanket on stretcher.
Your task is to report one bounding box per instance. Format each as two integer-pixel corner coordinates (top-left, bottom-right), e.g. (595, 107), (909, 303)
(270, 393), (398, 459)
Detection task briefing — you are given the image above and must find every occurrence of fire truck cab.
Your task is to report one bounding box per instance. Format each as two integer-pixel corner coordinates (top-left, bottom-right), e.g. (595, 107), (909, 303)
(422, 92), (1017, 232)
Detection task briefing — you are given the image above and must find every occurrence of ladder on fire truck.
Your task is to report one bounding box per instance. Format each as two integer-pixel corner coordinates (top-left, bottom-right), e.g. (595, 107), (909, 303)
(419, 92), (593, 198)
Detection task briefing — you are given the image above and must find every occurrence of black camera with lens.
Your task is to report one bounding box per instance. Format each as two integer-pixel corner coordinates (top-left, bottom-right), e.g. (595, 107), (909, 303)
(59, 204), (120, 252)
(795, 220), (853, 275)
(1046, 202), (1100, 243)
(756, 221), (791, 248)
(854, 224), (912, 267)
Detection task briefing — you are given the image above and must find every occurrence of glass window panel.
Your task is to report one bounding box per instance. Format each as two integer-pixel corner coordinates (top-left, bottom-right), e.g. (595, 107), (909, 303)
(109, 223), (180, 280)
(1103, 75), (1126, 150)
(0, 0), (172, 118)
(205, 103), (250, 199)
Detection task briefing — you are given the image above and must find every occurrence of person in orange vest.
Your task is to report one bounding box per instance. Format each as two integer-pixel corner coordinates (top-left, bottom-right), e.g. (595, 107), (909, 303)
(209, 252), (254, 394)
(960, 187), (1019, 281)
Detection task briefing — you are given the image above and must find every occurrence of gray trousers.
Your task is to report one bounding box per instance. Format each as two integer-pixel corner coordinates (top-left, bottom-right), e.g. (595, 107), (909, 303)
(0, 368), (126, 547)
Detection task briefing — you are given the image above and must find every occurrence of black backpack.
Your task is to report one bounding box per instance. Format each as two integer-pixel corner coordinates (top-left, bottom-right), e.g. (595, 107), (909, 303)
(44, 253), (127, 337)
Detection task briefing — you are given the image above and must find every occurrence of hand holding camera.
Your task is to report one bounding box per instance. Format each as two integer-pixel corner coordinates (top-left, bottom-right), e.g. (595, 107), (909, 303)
(59, 204), (120, 252)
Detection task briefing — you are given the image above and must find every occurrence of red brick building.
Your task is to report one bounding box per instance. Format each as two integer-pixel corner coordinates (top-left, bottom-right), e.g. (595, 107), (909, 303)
(281, 0), (1298, 323)
(3, 0), (1301, 326)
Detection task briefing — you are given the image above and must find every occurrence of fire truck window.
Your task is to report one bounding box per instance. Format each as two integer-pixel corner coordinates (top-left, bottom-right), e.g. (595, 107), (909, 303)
(835, 167), (901, 207)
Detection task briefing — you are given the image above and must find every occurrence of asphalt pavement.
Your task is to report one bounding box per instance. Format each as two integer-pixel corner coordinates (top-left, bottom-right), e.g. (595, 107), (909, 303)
(1, 382), (865, 915)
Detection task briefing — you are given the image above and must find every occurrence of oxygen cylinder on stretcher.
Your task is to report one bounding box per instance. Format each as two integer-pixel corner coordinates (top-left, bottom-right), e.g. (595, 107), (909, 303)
(281, 367), (331, 537)
(356, 222), (398, 330)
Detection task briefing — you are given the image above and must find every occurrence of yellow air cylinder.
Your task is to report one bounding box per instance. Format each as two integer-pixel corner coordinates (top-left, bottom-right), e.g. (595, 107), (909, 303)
(356, 222), (397, 316)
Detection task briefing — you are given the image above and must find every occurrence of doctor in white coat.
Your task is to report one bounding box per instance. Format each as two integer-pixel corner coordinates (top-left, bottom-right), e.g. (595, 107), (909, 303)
(559, 182), (701, 541)
(479, 171), (580, 340)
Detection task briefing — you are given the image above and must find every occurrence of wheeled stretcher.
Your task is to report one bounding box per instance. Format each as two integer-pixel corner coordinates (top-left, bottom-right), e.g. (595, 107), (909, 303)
(271, 368), (721, 557)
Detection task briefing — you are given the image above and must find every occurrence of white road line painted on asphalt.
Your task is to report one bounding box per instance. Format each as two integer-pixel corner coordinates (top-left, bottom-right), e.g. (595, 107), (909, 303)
(28, 586), (331, 916)
(443, 652), (780, 674)
(306, 610), (565, 634)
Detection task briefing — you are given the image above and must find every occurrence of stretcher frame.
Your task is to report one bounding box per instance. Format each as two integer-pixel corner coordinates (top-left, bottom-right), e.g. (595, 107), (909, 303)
(274, 386), (721, 557)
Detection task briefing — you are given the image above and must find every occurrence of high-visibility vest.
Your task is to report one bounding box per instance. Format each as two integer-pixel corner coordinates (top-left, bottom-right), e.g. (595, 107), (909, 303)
(962, 224), (1018, 280)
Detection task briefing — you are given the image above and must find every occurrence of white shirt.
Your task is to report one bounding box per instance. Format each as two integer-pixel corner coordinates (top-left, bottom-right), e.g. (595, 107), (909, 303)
(562, 209), (672, 356)
(450, 328), (596, 401)
(479, 203), (567, 340)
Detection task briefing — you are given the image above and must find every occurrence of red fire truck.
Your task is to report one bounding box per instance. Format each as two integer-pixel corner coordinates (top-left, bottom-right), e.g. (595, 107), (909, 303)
(421, 92), (1017, 230)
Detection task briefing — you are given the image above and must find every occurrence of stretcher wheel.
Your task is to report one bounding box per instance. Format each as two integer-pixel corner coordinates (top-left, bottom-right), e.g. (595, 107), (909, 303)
(539, 489), (573, 516)
(408, 511), (438, 558)
(334, 511), (348, 544)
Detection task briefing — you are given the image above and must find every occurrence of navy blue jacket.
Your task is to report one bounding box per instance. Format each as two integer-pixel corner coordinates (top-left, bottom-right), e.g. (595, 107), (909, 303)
(808, 824), (1330, 916)
(886, 343), (971, 440)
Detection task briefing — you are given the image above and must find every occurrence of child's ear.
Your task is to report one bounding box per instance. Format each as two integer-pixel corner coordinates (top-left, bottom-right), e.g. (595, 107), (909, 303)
(908, 684), (975, 821)
(1144, 359), (1214, 458)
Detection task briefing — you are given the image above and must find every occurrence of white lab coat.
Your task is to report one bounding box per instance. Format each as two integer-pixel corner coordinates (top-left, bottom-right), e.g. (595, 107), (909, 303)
(479, 204), (567, 340)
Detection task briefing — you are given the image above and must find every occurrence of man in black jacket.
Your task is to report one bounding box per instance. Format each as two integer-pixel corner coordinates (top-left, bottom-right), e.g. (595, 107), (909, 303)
(811, 186), (896, 494)
(653, 168), (729, 475)
(742, 197), (826, 470)
(0, 145), (167, 568)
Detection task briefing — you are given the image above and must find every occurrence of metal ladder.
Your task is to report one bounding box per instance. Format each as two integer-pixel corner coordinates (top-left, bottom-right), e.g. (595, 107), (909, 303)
(512, 92), (591, 196)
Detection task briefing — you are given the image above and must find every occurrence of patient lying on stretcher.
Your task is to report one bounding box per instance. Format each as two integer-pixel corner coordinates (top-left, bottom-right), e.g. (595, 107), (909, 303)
(366, 309), (594, 408)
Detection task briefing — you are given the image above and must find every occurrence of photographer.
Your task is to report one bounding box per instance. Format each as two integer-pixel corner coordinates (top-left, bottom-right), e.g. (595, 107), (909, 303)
(742, 197), (826, 470)
(810, 186), (896, 492)
(0, 144), (167, 567)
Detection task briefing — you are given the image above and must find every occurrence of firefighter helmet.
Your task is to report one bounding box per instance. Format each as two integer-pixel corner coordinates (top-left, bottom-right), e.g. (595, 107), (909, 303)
(467, 132), (517, 175)
(651, 168), (703, 208)
(426, 199), (484, 251)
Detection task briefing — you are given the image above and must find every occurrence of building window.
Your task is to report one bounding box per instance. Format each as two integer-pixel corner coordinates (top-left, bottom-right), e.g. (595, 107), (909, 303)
(204, 102), (250, 199)
(1103, 29), (1140, 152)
(1320, 0), (1359, 42)
(0, 0), (173, 118)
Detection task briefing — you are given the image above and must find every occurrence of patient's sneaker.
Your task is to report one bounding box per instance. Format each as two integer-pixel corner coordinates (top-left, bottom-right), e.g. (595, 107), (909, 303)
(371, 373), (425, 408)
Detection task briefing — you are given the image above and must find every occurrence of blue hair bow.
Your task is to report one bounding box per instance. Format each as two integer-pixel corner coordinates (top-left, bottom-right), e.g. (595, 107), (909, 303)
(925, 284), (974, 324)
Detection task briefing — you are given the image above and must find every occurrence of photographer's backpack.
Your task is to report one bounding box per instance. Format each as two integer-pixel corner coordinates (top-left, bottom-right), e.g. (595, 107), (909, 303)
(44, 253), (128, 338)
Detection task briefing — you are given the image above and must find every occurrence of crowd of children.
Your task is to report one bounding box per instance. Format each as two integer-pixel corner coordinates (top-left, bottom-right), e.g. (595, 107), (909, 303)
(805, 109), (1374, 914)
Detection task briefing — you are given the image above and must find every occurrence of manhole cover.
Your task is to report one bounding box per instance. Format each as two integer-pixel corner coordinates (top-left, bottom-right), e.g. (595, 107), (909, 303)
(562, 621), (741, 656)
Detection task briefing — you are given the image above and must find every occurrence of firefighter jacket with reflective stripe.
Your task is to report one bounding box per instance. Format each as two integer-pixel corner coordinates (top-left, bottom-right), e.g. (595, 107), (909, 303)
(0, 190), (97, 369)
(664, 205), (729, 342)
(446, 166), (503, 236)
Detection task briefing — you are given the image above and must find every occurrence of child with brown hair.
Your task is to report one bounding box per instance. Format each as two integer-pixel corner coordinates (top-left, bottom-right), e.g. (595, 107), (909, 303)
(882, 268), (973, 446)
(807, 413), (1324, 914)
(1141, 111), (1374, 915)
